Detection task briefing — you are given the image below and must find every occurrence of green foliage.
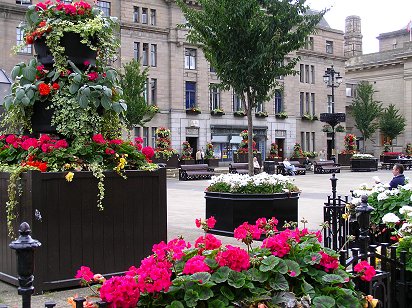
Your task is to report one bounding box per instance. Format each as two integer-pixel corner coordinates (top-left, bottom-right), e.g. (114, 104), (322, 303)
(120, 59), (158, 129)
(349, 81), (382, 152)
(397, 236), (412, 271)
(379, 104), (406, 149)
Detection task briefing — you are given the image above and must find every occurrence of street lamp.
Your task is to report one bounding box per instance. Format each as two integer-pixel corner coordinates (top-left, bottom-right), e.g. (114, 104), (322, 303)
(320, 65), (345, 161)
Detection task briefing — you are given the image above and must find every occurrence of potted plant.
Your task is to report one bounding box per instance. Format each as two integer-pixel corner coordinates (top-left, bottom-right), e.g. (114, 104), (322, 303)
(301, 113), (318, 121)
(233, 130), (261, 165)
(338, 134), (357, 166)
(180, 141), (194, 165)
(275, 111), (288, 119)
(322, 124), (333, 133)
(152, 127), (179, 168)
(234, 110), (247, 117)
(290, 143), (305, 164)
(210, 108), (225, 116)
(186, 106), (201, 115)
(204, 142), (219, 167)
(255, 111), (268, 118)
(350, 154), (378, 172)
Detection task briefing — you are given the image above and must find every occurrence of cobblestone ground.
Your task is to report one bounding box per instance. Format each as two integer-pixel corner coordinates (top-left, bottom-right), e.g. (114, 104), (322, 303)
(0, 168), (400, 307)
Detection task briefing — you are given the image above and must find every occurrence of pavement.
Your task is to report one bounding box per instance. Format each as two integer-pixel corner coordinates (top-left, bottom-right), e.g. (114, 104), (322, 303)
(0, 168), (401, 307)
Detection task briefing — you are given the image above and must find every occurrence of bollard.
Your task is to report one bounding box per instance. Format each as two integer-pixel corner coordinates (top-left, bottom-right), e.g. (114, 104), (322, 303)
(44, 301), (56, 307)
(97, 301), (108, 307)
(356, 195), (374, 255)
(74, 297), (86, 308)
(9, 222), (41, 308)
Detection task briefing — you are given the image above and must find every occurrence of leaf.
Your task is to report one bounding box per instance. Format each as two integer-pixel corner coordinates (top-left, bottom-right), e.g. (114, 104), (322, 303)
(112, 102), (125, 113)
(204, 257), (218, 269)
(79, 95), (89, 109)
(184, 289), (199, 307)
(211, 266), (230, 283)
(52, 70), (60, 82)
(82, 86), (91, 97)
(284, 259), (301, 276)
(3, 96), (13, 110)
(268, 273), (289, 291)
(220, 285), (234, 300)
(301, 280), (315, 298)
(101, 96), (111, 110)
(274, 259), (288, 274)
(313, 296), (336, 308)
(68, 60), (82, 75)
(304, 253), (321, 265)
(73, 74), (82, 84)
(271, 292), (296, 305)
(11, 65), (22, 80)
(69, 83), (80, 94)
(227, 270), (245, 288)
(15, 88), (25, 100)
(170, 301), (184, 308)
(208, 299), (226, 308)
(29, 11), (40, 24)
(322, 274), (345, 284)
(21, 96), (30, 106)
(191, 272), (211, 284)
(26, 89), (34, 99)
(194, 286), (213, 300)
(247, 267), (269, 282)
(22, 66), (36, 82)
(259, 255), (280, 272)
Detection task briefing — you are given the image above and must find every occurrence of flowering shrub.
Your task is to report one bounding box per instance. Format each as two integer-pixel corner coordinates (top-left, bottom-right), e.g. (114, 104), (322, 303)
(291, 143), (304, 158)
(341, 134), (357, 154)
(206, 173), (299, 194)
(75, 217), (374, 307)
(180, 141), (193, 160)
(237, 130), (257, 154)
(381, 151), (402, 156)
(154, 127), (178, 160)
(268, 142), (279, 158)
(205, 142), (214, 159)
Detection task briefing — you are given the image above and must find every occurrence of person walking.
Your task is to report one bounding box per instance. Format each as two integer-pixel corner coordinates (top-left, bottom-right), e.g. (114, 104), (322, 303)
(200, 147), (205, 164)
(195, 149), (202, 164)
(253, 157), (261, 174)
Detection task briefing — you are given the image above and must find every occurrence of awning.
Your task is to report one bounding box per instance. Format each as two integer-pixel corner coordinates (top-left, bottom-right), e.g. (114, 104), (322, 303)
(211, 135), (228, 143)
(230, 136), (243, 144)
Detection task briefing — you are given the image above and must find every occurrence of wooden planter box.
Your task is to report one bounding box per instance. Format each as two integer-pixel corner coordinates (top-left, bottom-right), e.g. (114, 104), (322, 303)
(0, 169), (167, 293)
(152, 153), (179, 168)
(179, 159), (195, 166)
(338, 153), (353, 166)
(233, 153), (262, 166)
(206, 158), (219, 168)
(350, 158), (378, 172)
(205, 192), (299, 237)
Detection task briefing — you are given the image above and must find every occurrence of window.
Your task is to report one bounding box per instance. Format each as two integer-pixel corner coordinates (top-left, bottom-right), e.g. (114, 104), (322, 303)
(143, 78), (149, 103)
(274, 90), (282, 114)
(233, 93), (243, 111)
(142, 43), (149, 66)
(299, 64), (304, 83)
(142, 8), (148, 24)
(326, 40), (333, 54)
(310, 93), (315, 115)
(308, 37), (314, 50)
(185, 81), (196, 109)
(310, 65), (315, 84)
(150, 9), (156, 26)
(150, 44), (157, 67)
(16, 28), (32, 54)
(255, 102), (264, 113)
(143, 127), (149, 147)
(151, 127), (157, 147)
(306, 132), (311, 152)
(134, 42), (140, 60)
(97, 1), (110, 16)
(305, 65), (309, 83)
(301, 132), (305, 151)
(151, 79), (157, 105)
(133, 7), (139, 23)
(134, 127), (141, 138)
(16, 0), (31, 5)
(185, 48), (196, 70)
(300, 92), (304, 116)
(311, 132), (316, 152)
(327, 95), (333, 113)
(209, 84), (220, 110)
(305, 92), (310, 113)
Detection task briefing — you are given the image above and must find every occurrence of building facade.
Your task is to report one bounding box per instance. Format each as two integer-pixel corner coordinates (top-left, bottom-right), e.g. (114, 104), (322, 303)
(0, 0), (346, 160)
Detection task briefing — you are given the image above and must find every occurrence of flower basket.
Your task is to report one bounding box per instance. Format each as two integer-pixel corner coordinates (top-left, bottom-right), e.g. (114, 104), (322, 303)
(186, 108), (201, 115)
(234, 110), (246, 117)
(210, 109), (225, 116)
(0, 169), (167, 293)
(255, 111), (268, 118)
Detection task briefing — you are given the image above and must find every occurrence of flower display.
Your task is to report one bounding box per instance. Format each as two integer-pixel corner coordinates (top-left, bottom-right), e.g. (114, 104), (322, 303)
(154, 127), (178, 160)
(268, 142), (279, 158)
(180, 141), (193, 160)
(204, 142), (214, 159)
(405, 143), (412, 155)
(341, 134), (357, 154)
(237, 130), (257, 154)
(351, 153), (375, 159)
(291, 143), (304, 158)
(75, 217), (374, 307)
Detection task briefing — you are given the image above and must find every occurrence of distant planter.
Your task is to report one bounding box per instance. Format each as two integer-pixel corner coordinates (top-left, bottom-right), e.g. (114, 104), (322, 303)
(350, 158), (378, 172)
(233, 152), (262, 166)
(234, 110), (246, 117)
(179, 159), (195, 166)
(255, 111), (268, 118)
(152, 153), (179, 168)
(265, 157), (281, 164)
(275, 113), (288, 119)
(380, 154), (401, 163)
(186, 108), (201, 115)
(338, 153), (353, 166)
(210, 109), (225, 116)
(301, 114), (318, 121)
(205, 191), (299, 237)
(206, 158), (219, 167)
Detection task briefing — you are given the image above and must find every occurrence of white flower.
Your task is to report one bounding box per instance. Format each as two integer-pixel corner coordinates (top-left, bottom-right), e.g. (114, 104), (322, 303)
(399, 223), (412, 237)
(399, 205), (412, 215)
(350, 197), (361, 206)
(377, 192), (388, 201)
(382, 213), (400, 224)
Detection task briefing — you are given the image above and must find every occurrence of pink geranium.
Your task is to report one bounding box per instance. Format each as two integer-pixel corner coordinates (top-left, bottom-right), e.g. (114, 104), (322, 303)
(194, 234), (222, 253)
(75, 266), (94, 282)
(142, 146), (155, 159)
(100, 275), (140, 307)
(182, 255), (210, 274)
(234, 222), (262, 245)
(92, 134), (106, 144)
(21, 138), (39, 150)
(354, 261), (376, 281)
(319, 251), (339, 273)
(215, 245), (250, 272)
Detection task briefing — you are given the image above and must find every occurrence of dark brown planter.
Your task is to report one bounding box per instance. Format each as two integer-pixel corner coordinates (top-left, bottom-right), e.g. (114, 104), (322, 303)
(350, 158), (378, 172)
(0, 169), (167, 293)
(205, 192), (299, 237)
(185, 109), (201, 115)
(152, 153), (179, 168)
(234, 112), (246, 117)
(31, 100), (57, 135)
(34, 32), (97, 69)
(179, 159), (195, 166)
(381, 155), (399, 163)
(206, 158), (219, 168)
(290, 157), (306, 165)
(233, 153), (262, 166)
(338, 153), (353, 166)
(265, 158), (281, 164)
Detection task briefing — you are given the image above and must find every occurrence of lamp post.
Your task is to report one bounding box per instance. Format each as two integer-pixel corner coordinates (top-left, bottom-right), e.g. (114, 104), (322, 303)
(320, 65), (345, 161)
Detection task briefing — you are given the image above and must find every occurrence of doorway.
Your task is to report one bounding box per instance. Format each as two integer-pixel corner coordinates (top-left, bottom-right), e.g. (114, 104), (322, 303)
(187, 137), (198, 159)
(327, 139), (333, 160)
(276, 138), (285, 159)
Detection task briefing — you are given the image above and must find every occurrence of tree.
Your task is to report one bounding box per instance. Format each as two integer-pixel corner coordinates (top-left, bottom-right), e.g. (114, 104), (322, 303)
(349, 81), (382, 153)
(177, 0), (323, 175)
(120, 59), (158, 131)
(379, 104), (406, 151)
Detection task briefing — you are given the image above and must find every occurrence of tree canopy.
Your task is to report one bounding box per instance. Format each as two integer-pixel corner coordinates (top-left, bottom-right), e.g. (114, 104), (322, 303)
(177, 0), (324, 174)
(379, 104), (406, 149)
(349, 81), (382, 153)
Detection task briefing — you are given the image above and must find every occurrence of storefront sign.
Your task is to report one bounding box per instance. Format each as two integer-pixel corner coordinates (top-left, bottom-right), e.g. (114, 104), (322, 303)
(275, 130), (286, 138)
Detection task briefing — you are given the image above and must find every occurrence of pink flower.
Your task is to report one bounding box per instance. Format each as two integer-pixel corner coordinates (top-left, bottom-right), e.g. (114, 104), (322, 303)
(5, 134), (17, 144)
(55, 139), (68, 149)
(354, 261), (376, 281)
(92, 134), (106, 144)
(134, 137), (143, 144)
(100, 275), (140, 307)
(105, 148), (115, 155)
(39, 134), (51, 143)
(136, 255), (173, 293)
(215, 245), (250, 272)
(319, 251), (339, 273)
(83, 60), (90, 66)
(75, 266), (94, 282)
(234, 222), (262, 245)
(109, 139), (123, 145)
(262, 233), (290, 257)
(206, 216), (216, 229)
(21, 138), (38, 150)
(87, 72), (99, 81)
(195, 218), (202, 228)
(194, 234), (222, 253)
(142, 146), (155, 159)
(182, 255), (210, 274)
(126, 266), (139, 277)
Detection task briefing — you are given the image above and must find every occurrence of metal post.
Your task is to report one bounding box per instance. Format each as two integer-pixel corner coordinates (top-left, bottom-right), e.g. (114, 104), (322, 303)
(74, 298), (86, 308)
(9, 222), (41, 308)
(44, 301), (56, 307)
(330, 174), (338, 251)
(356, 195), (374, 255)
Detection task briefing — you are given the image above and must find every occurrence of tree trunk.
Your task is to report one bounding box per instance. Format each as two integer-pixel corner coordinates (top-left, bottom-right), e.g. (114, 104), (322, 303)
(246, 93), (254, 176)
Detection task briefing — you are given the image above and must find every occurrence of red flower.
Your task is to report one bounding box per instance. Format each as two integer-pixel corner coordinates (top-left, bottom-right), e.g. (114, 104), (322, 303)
(5, 134), (17, 144)
(105, 148), (115, 155)
(21, 138), (39, 150)
(83, 60), (90, 66)
(135, 137), (143, 144)
(87, 72), (99, 81)
(319, 251), (339, 272)
(52, 83), (60, 90)
(39, 134), (51, 143)
(142, 146), (155, 159)
(109, 139), (123, 145)
(38, 83), (51, 96)
(92, 134), (106, 144)
(216, 245), (250, 272)
(25, 35), (34, 44)
(75, 266), (94, 282)
(35, 2), (47, 10)
(354, 261), (376, 281)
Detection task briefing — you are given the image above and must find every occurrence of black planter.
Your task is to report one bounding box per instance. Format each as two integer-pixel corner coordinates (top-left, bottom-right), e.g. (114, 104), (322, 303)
(338, 153), (353, 166)
(152, 154), (179, 168)
(233, 153), (262, 166)
(350, 158), (378, 172)
(34, 32), (97, 69)
(205, 192), (299, 237)
(206, 158), (219, 167)
(31, 100), (57, 135)
(179, 159), (195, 166)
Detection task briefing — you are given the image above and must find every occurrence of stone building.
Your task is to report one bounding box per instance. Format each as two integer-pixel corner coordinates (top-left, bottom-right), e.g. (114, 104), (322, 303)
(345, 19), (412, 155)
(0, 0), (346, 161)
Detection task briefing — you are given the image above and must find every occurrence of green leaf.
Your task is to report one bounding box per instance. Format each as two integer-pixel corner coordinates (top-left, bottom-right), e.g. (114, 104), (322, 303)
(21, 96), (30, 106)
(191, 272), (211, 284)
(220, 285), (234, 300)
(101, 96), (111, 110)
(271, 292), (296, 305)
(52, 70), (60, 82)
(68, 60), (82, 75)
(284, 259), (301, 277)
(227, 270), (245, 288)
(184, 289), (199, 307)
(204, 257), (218, 269)
(103, 86), (112, 97)
(170, 301), (184, 308)
(69, 83), (80, 94)
(11, 65), (22, 80)
(268, 273), (289, 291)
(15, 88), (25, 100)
(29, 11), (39, 24)
(3, 96), (13, 110)
(259, 255), (280, 272)
(313, 296), (336, 308)
(82, 87), (91, 97)
(112, 102), (125, 113)
(322, 274), (345, 284)
(247, 268), (269, 282)
(195, 286), (213, 300)
(79, 95), (89, 109)
(26, 89), (34, 99)
(274, 259), (288, 274)
(22, 66), (36, 82)
(301, 280), (315, 298)
(304, 253), (321, 265)
(73, 74), (82, 84)
(208, 299), (226, 308)
(211, 266), (230, 283)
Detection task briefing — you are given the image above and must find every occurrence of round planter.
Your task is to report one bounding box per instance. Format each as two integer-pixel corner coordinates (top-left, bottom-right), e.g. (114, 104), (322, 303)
(205, 191), (299, 237)
(350, 158), (378, 172)
(31, 100), (57, 135)
(34, 32), (97, 69)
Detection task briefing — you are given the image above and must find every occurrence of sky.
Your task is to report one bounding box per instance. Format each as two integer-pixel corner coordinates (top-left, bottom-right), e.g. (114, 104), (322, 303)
(306, 0), (412, 54)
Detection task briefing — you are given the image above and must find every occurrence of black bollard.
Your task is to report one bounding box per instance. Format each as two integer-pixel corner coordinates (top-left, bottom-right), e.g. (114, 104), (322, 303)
(74, 297), (86, 308)
(356, 195), (374, 255)
(97, 301), (108, 307)
(9, 222), (41, 308)
(44, 301), (56, 307)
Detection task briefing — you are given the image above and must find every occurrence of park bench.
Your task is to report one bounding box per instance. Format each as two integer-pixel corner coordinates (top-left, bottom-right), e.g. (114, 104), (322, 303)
(380, 162), (393, 170)
(229, 163), (249, 174)
(277, 161), (306, 175)
(313, 160), (341, 174)
(179, 164), (215, 181)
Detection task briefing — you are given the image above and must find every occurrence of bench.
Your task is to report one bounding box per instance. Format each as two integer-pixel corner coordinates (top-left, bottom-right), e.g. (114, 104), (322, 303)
(179, 164), (215, 181)
(380, 162), (393, 170)
(229, 163), (249, 174)
(313, 160), (341, 174)
(277, 161), (306, 175)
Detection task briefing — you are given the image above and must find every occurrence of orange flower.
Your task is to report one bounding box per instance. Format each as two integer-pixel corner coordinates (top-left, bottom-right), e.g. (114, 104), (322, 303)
(38, 83), (51, 96)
